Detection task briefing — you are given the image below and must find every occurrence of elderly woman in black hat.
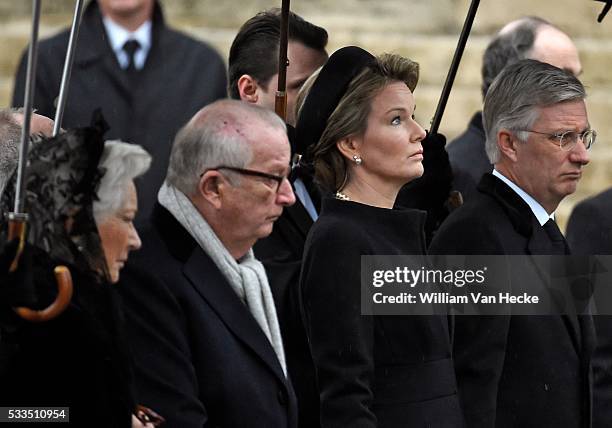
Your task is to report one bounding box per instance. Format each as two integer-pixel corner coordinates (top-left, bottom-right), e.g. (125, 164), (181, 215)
(296, 46), (463, 427)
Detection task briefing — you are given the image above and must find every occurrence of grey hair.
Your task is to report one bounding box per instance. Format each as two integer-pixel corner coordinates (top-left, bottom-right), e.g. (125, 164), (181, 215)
(166, 99), (286, 196)
(0, 108), (23, 198)
(481, 16), (552, 99)
(93, 140), (151, 222)
(483, 59), (586, 164)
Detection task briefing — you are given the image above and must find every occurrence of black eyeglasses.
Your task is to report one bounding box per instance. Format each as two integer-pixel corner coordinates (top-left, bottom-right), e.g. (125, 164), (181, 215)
(202, 166), (287, 193)
(516, 129), (597, 151)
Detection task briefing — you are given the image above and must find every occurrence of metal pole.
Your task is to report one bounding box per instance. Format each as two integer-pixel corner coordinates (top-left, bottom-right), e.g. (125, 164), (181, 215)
(53, 0), (85, 136)
(13, 0), (42, 215)
(430, 0), (480, 134)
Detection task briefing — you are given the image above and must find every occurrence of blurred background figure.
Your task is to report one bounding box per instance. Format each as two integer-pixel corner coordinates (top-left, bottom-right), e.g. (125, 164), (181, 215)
(297, 46), (463, 427)
(566, 168), (612, 428)
(0, 108), (54, 198)
(448, 16), (581, 200)
(12, 0), (227, 224)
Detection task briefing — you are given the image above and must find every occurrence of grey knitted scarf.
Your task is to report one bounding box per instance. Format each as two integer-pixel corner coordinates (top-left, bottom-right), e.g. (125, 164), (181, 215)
(158, 182), (287, 376)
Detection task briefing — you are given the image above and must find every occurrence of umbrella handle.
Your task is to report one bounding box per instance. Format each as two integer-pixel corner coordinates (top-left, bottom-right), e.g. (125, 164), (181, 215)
(8, 218), (74, 323)
(13, 266), (74, 323)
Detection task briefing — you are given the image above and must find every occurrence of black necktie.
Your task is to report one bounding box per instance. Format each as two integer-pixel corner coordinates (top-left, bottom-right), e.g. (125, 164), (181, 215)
(543, 218), (570, 255)
(122, 39), (140, 74)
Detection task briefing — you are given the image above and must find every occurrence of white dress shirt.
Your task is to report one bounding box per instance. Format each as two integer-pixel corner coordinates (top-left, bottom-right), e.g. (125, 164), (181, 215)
(492, 169), (554, 226)
(102, 17), (152, 70)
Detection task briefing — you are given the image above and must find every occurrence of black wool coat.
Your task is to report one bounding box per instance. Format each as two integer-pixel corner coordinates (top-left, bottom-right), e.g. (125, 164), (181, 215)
(300, 198), (464, 428)
(429, 173), (595, 428)
(118, 204), (298, 428)
(0, 250), (135, 428)
(12, 0), (228, 223)
(567, 187), (612, 428)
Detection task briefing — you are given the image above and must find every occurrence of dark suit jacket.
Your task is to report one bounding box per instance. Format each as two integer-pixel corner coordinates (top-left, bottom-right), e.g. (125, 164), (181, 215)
(567, 188), (612, 428)
(12, 0), (227, 223)
(118, 204), (298, 428)
(254, 187), (320, 428)
(429, 174), (595, 428)
(447, 112), (492, 201)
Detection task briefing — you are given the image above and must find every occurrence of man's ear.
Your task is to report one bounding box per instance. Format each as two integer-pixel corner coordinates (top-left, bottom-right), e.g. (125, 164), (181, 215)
(497, 129), (519, 162)
(197, 171), (224, 209)
(336, 135), (362, 162)
(237, 74), (260, 104)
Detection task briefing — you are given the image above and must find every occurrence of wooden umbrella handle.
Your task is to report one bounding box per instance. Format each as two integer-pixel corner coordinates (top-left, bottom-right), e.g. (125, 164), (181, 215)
(13, 266), (73, 323)
(8, 218), (74, 322)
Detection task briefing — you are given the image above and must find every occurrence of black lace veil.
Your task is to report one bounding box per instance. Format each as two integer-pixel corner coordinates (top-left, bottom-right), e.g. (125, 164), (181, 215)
(1, 113), (110, 283)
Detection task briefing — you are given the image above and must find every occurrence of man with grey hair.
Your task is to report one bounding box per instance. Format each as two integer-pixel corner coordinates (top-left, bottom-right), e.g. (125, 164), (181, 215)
(118, 99), (297, 428)
(430, 59), (595, 427)
(0, 108), (54, 198)
(448, 16), (582, 200)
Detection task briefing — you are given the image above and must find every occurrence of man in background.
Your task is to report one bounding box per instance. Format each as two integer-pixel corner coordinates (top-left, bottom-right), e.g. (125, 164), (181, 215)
(228, 11), (328, 427)
(12, 0), (227, 223)
(448, 16), (581, 200)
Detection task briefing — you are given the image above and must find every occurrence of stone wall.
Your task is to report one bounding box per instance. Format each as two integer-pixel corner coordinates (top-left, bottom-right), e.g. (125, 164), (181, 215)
(1, 0), (611, 228)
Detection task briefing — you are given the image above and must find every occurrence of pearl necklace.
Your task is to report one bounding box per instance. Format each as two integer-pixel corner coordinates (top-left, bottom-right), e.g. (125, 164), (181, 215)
(335, 191), (350, 201)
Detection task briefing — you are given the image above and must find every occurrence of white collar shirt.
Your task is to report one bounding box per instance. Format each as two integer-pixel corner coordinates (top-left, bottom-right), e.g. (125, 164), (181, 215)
(102, 17), (152, 70)
(492, 169), (554, 226)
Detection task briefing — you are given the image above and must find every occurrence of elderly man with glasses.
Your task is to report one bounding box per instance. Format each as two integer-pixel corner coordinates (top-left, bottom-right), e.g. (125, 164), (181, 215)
(429, 59), (595, 427)
(118, 99), (297, 428)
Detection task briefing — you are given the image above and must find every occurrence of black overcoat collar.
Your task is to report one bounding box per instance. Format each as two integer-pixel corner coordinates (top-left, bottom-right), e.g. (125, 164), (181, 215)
(152, 203), (289, 385)
(73, 0), (165, 97)
(477, 173), (586, 352)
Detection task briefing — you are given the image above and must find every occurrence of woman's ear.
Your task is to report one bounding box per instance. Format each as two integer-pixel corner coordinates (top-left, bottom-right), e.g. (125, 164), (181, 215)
(237, 74), (260, 104)
(336, 135), (362, 162)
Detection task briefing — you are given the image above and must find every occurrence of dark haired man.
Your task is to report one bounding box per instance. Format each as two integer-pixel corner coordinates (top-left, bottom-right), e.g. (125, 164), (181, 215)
(228, 10), (328, 427)
(229, 8), (328, 127)
(448, 16), (581, 200)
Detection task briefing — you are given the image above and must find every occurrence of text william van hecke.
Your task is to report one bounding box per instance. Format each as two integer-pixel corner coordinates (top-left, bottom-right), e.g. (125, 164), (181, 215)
(373, 292), (539, 304)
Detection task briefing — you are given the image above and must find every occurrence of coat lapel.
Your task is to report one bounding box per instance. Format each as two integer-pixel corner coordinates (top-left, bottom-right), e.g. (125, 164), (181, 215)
(479, 174), (583, 353)
(182, 251), (288, 384)
(73, 2), (131, 96)
(153, 203), (288, 385)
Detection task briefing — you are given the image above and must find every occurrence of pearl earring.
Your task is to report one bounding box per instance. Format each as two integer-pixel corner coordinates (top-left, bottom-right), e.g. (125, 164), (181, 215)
(352, 155), (362, 165)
